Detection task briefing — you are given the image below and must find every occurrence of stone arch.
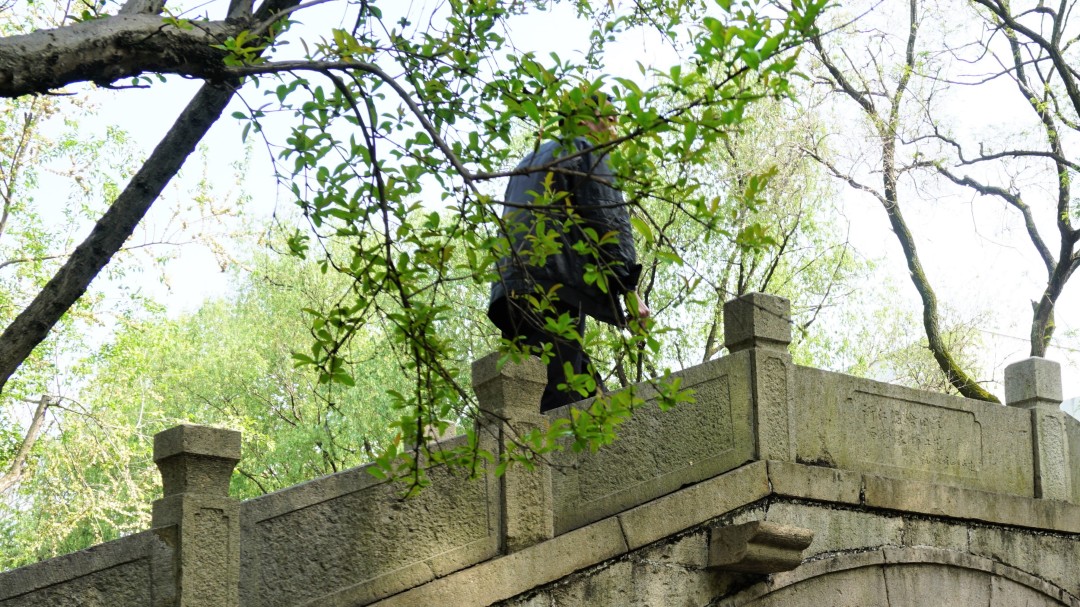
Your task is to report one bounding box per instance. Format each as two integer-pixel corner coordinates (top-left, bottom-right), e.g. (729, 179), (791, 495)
(716, 547), (1074, 606)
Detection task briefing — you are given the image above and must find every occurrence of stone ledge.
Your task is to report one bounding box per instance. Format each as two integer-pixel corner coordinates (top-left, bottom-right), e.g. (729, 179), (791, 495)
(862, 474), (1080, 533)
(372, 518), (627, 607)
(297, 536), (502, 607)
(618, 461), (770, 550)
(708, 521), (814, 573)
(768, 460), (861, 504)
(766, 461), (1080, 534)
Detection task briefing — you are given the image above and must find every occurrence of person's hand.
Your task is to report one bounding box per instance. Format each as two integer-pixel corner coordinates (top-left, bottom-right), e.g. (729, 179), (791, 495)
(627, 291), (650, 320)
(637, 299), (651, 319)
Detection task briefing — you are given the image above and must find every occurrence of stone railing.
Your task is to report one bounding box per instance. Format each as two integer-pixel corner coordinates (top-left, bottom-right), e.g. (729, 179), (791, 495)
(0, 292), (1075, 606)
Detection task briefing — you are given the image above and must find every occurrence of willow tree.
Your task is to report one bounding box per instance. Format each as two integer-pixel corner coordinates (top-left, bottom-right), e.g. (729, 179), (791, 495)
(807, 0), (1080, 402)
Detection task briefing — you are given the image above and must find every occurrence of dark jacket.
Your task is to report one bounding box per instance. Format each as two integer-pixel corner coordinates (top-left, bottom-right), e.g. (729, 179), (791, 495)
(488, 137), (642, 330)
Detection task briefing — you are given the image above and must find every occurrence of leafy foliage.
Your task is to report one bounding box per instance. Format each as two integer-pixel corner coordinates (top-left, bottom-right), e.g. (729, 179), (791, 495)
(220, 0), (828, 488)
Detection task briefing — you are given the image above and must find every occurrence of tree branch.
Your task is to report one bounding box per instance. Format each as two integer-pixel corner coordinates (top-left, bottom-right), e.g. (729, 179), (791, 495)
(936, 167), (1055, 273)
(0, 395), (50, 494)
(0, 14), (239, 97)
(0, 0), (301, 396)
(0, 83), (237, 395)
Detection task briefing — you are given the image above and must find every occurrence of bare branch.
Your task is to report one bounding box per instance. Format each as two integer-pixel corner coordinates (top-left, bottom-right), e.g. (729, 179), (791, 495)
(0, 395), (50, 494)
(937, 167), (1055, 273)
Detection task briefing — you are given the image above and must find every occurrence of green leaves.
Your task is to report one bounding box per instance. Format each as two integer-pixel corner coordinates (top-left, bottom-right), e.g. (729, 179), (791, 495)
(220, 0), (829, 489)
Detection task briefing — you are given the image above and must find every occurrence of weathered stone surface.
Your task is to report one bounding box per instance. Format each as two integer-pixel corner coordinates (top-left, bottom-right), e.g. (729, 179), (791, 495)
(794, 366), (1035, 496)
(1069, 414), (1080, 505)
(752, 351), (795, 462)
(863, 475), (1080, 533)
(884, 563), (992, 606)
(473, 357), (555, 553)
(991, 576), (1071, 607)
(373, 517), (627, 607)
(617, 461), (769, 550)
(151, 424), (241, 607)
(645, 532), (708, 567)
(240, 447), (499, 607)
(1029, 408), (1073, 500)
(1005, 357), (1063, 410)
(153, 424), (240, 498)
(764, 502), (903, 557)
(0, 529), (174, 607)
(723, 547), (1077, 607)
(738, 564), (888, 607)
(970, 526), (1080, 597)
(503, 460), (555, 552)
(550, 355), (754, 533)
(472, 352), (547, 418)
(495, 530), (733, 607)
(766, 460), (861, 504)
(0, 560), (151, 607)
(900, 518), (969, 552)
(723, 292), (792, 353)
(709, 521), (813, 573)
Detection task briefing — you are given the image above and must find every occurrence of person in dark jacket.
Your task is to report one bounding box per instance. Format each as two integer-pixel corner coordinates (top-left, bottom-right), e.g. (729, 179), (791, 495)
(488, 94), (650, 412)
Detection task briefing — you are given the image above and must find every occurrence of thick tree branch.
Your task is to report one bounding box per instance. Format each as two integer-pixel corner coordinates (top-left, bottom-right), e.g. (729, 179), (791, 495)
(117, 0), (165, 15)
(0, 82), (236, 395)
(0, 0), (301, 397)
(0, 14), (240, 97)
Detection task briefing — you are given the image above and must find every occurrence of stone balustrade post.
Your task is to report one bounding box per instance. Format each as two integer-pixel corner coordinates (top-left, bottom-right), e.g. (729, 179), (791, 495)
(472, 352), (553, 553)
(1005, 358), (1073, 500)
(724, 293), (796, 462)
(151, 424), (241, 607)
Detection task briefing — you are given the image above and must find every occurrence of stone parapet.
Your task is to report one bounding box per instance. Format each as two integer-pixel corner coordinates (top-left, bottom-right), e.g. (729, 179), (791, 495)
(548, 355), (755, 534)
(792, 366), (1036, 497)
(237, 434), (499, 607)
(0, 529), (176, 606)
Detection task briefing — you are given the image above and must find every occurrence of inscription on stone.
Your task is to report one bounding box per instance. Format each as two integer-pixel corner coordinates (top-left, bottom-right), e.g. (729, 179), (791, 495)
(849, 390), (982, 478)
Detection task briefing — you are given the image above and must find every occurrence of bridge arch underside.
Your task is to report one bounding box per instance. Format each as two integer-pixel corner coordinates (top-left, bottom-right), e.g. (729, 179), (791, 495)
(496, 497), (1080, 607)
(722, 548), (1071, 607)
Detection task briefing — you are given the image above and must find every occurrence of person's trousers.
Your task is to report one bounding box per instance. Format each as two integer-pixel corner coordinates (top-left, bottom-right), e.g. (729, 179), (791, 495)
(498, 299), (605, 412)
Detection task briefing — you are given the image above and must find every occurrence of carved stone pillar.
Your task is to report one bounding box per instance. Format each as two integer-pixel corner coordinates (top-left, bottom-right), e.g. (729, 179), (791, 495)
(724, 293), (796, 462)
(472, 353), (554, 553)
(1005, 358), (1072, 500)
(152, 424), (241, 607)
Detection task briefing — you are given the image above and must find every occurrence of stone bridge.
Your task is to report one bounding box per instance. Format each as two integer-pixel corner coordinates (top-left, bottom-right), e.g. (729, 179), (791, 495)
(2, 293), (1078, 606)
